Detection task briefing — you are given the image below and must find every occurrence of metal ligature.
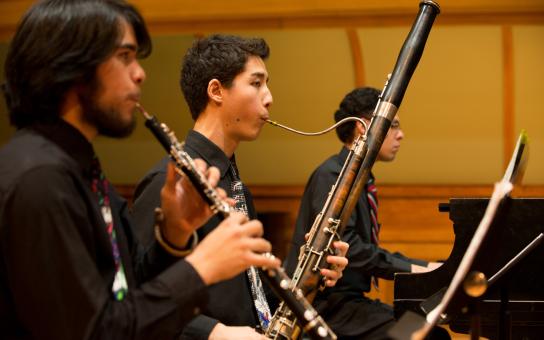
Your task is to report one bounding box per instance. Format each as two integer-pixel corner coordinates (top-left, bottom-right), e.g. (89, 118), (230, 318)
(265, 1), (441, 339)
(137, 104), (336, 340)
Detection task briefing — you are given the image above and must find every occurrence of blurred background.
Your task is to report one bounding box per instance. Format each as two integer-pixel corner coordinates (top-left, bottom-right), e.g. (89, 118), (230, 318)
(1, 0), (543, 185)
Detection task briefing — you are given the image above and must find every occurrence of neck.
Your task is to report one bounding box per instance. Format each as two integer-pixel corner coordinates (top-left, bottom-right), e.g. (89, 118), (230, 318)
(193, 110), (238, 158)
(60, 90), (97, 141)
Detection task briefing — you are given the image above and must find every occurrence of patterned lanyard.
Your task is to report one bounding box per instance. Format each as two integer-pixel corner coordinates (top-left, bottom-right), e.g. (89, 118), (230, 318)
(366, 174), (380, 245)
(366, 174), (380, 289)
(91, 156), (128, 301)
(229, 162), (271, 330)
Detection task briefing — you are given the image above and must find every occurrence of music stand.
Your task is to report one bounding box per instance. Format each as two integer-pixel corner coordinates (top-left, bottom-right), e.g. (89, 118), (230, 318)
(389, 131), (529, 340)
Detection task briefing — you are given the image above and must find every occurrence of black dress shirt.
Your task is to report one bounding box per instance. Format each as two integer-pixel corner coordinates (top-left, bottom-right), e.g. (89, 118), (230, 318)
(0, 121), (208, 340)
(284, 146), (427, 337)
(132, 130), (276, 340)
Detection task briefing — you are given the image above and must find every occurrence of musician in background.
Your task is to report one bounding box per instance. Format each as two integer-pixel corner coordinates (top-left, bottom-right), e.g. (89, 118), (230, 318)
(0, 2), (280, 339)
(285, 87), (442, 339)
(131, 34), (349, 339)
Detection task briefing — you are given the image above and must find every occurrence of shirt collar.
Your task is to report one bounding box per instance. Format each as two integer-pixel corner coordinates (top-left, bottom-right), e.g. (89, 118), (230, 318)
(31, 119), (95, 178)
(184, 130), (232, 179)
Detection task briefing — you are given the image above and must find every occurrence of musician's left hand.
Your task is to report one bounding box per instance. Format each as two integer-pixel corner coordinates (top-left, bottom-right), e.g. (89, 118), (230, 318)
(321, 240), (349, 287)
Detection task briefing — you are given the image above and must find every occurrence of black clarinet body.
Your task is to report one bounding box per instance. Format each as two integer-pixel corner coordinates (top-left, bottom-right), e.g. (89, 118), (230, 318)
(139, 105), (336, 340)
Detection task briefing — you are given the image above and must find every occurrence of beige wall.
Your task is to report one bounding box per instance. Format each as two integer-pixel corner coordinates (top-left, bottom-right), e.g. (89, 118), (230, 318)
(0, 46), (14, 143)
(1, 24), (542, 185)
(369, 26), (505, 184)
(514, 26), (544, 184)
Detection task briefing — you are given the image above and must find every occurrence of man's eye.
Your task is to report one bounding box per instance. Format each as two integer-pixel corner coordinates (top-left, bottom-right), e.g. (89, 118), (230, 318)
(119, 51), (131, 62)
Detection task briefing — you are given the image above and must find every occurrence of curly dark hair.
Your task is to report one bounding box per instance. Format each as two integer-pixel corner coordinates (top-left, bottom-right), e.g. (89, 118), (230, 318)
(334, 87), (381, 143)
(2, 0), (151, 128)
(180, 34), (270, 120)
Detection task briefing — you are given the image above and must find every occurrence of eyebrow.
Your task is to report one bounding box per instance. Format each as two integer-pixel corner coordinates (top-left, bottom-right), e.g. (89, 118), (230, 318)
(251, 72), (269, 82)
(118, 43), (138, 52)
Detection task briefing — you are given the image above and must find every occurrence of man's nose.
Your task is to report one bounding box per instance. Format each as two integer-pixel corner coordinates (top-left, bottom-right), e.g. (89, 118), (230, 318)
(263, 86), (273, 108)
(133, 61), (146, 84)
(397, 128), (404, 140)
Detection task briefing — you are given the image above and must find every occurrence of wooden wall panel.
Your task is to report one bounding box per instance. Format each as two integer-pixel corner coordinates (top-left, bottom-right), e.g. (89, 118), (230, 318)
(2, 17), (542, 187)
(502, 26), (515, 169)
(513, 26), (544, 185)
(346, 29), (365, 87)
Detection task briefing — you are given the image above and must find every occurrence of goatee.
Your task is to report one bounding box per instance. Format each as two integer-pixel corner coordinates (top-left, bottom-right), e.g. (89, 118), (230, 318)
(79, 82), (136, 138)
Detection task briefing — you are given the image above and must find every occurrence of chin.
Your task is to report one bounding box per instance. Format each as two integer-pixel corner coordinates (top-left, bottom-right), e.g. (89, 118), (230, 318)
(245, 129), (263, 141)
(379, 154), (396, 162)
(243, 135), (259, 142)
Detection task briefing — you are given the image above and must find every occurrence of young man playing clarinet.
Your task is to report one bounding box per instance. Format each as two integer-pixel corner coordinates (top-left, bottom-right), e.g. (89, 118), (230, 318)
(0, 2), (280, 339)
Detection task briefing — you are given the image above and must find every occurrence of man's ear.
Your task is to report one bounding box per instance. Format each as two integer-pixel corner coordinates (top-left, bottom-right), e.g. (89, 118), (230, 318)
(355, 120), (366, 135)
(207, 79), (223, 104)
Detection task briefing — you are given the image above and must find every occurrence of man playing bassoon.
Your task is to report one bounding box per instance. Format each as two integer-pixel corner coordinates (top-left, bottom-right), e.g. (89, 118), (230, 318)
(285, 87), (444, 339)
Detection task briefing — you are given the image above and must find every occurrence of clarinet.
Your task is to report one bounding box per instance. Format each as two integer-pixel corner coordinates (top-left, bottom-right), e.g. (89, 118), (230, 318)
(137, 104), (336, 340)
(266, 1), (441, 339)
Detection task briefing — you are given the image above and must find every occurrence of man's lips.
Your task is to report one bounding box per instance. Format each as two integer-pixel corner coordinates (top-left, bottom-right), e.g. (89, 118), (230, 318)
(128, 93), (141, 102)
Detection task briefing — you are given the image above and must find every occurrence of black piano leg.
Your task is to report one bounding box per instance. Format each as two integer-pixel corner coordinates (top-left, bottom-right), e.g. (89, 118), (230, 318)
(469, 299), (481, 340)
(499, 286), (511, 340)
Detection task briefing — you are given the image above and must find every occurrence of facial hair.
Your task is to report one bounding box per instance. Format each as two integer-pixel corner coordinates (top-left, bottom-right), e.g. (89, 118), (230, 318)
(79, 78), (136, 138)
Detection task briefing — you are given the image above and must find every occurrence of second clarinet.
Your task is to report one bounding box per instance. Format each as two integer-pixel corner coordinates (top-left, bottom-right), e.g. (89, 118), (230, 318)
(137, 104), (336, 340)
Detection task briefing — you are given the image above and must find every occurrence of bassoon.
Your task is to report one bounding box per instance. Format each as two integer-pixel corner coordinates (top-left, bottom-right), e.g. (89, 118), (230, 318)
(265, 1), (441, 338)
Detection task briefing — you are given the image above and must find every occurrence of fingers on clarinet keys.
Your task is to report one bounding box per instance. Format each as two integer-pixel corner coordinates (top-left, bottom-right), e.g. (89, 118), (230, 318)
(303, 316), (334, 339)
(260, 253), (282, 271)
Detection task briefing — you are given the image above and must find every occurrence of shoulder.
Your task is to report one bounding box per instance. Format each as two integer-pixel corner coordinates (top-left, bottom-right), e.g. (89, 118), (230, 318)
(133, 157), (170, 201)
(0, 130), (79, 196)
(299, 153), (344, 204)
(183, 130), (210, 160)
(310, 153), (343, 182)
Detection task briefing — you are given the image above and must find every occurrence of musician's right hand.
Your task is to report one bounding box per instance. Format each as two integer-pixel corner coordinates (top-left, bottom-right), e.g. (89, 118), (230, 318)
(186, 212), (281, 285)
(209, 324), (266, 340)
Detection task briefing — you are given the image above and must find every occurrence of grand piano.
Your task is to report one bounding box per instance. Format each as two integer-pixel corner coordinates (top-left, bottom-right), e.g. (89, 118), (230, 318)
(393, 197), (544, 339)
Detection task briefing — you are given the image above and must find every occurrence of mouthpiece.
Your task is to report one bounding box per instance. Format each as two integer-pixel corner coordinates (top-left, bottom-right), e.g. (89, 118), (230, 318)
(265, 119), (282, 127)
(135, 103), (152, 120)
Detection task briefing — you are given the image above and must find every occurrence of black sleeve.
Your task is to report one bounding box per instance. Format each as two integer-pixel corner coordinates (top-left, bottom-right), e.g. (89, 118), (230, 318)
(2, 166), (208, 340)
(131, 158), (169, 248)
(292, 165), (419, 281)
(132, 162), (223, 340)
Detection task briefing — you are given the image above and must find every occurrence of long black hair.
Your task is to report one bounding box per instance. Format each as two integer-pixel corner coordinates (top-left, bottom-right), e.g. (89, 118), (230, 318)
(3, 0), (152, 128)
